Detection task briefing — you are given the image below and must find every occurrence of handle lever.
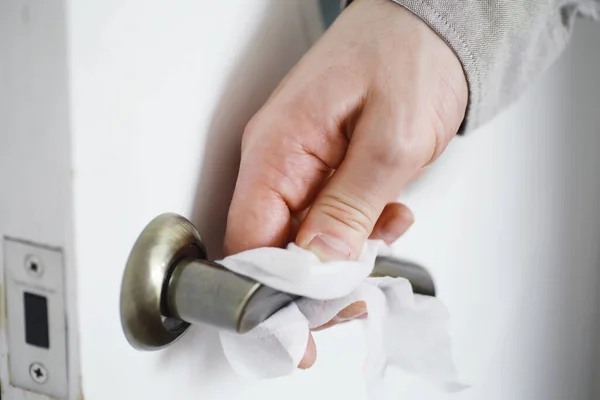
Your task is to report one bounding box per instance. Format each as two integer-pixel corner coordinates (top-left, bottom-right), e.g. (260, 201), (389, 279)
(119, 213), (436, 351)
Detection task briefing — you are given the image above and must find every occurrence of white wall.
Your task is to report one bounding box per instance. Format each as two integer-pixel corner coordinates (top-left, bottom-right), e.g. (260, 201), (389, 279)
(1, 0), (599, 399)
(391, 19), (600, 399)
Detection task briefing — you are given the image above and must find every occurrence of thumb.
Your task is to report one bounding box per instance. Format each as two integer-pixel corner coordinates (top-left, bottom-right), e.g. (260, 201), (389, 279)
(295, 99), (431, 260)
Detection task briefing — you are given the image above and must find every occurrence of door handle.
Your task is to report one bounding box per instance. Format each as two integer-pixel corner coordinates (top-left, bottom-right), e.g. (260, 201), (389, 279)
(119, 213), (436, 351)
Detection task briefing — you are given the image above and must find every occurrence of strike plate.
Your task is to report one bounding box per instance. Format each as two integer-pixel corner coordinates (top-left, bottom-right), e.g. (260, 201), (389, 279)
(3, 237), (69, 398)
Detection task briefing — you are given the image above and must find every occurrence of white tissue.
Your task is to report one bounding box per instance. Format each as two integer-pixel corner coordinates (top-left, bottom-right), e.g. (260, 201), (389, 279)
(216, 240), (465, 398)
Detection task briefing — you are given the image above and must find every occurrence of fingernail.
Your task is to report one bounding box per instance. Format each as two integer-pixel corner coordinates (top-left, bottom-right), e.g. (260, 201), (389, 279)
(308, 234), (352, 261)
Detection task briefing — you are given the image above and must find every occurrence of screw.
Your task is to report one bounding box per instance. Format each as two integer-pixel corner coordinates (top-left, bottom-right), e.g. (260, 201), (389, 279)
(25, 254), (43, 278)
(29, 362), (48, 384)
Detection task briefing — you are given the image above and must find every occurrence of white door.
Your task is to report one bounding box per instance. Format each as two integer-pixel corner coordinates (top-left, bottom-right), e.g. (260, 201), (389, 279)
(2, 1), (600, 399)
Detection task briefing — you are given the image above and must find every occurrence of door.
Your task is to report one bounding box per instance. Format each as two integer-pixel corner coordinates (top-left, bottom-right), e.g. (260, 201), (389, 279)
(2, 1), (600, 399)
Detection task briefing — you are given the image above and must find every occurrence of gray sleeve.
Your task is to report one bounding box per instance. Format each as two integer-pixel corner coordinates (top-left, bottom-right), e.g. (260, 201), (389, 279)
(342, 0), (600, 133)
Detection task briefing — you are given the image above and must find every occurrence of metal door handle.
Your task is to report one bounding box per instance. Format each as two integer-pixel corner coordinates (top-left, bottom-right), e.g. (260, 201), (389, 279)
(119, 213), (436, 351)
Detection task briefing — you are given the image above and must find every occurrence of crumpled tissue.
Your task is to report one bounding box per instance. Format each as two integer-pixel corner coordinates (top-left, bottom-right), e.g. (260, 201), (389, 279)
(214, 240), (466, 398)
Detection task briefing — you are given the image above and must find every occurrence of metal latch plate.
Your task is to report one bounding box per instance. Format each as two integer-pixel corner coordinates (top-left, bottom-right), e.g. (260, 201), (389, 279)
(3, 237), (68, 398)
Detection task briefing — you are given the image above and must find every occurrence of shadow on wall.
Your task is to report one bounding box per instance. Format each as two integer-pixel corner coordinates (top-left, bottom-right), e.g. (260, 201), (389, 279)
(319, 0), (342, 28)
(189, 0), (324, 260)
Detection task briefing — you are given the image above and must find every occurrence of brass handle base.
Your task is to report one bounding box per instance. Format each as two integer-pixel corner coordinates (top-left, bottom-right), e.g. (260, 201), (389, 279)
(120, 213), (207, 351)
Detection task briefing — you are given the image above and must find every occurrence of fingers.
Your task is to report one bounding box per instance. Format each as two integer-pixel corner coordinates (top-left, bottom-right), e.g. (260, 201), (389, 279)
(336, 301), (367, 320)
(298, 332), (317, 369)
(224, 180), (292, 256)
(295, 97), (432, 260)
(223, 115), (337, 256)
(298, 203), (412, 371)
(369, 203), (414, 244)
(299, 301), (367, 369)
(312, 301), (368, 332)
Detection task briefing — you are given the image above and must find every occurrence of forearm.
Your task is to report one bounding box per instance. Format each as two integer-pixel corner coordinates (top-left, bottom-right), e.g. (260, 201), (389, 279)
(343, 0), (600, 133)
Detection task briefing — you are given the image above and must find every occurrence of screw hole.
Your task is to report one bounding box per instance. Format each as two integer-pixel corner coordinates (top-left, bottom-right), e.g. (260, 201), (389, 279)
(25, 255), (43, 277)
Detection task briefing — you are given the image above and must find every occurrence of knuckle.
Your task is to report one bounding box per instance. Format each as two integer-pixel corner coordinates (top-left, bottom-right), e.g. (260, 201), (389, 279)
(241, 112), (265, 148)
(318, 193), (376, 235)
(368, 140), (403, 167)
(394, 135), (424, 163)
(427, 108), (454, 164)
(368, 131), (434, 170)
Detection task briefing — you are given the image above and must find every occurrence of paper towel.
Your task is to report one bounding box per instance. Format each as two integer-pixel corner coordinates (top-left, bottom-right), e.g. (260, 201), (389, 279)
(215, 240), (465, 398)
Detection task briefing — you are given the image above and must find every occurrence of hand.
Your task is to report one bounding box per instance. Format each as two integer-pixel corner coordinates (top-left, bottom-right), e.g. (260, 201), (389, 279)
(224, 0), (467, 368)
